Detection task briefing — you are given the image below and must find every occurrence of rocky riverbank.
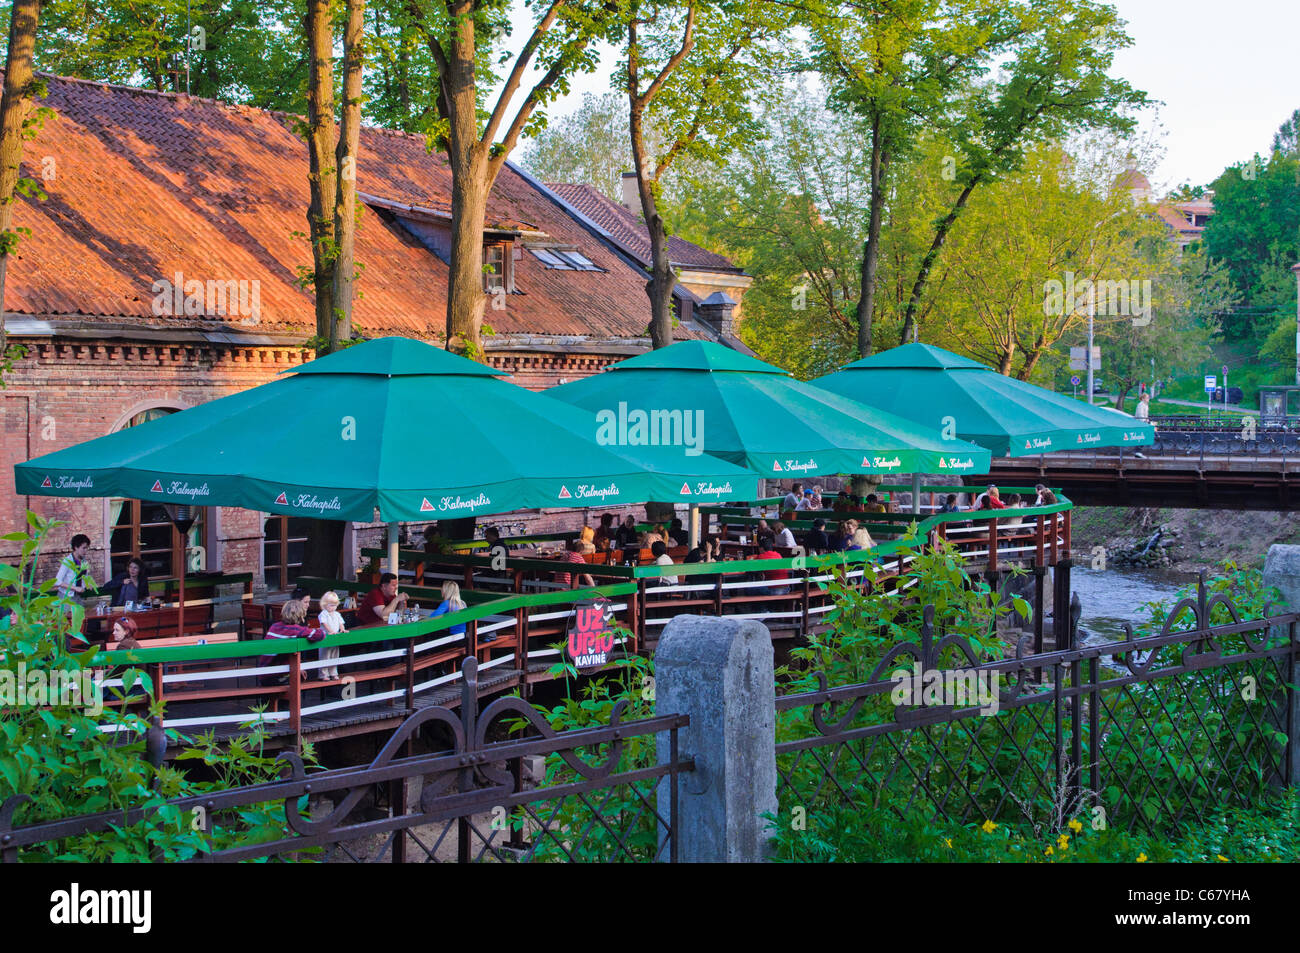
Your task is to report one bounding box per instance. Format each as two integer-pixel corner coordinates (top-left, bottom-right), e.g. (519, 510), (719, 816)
(1070, 506), (1300, 572)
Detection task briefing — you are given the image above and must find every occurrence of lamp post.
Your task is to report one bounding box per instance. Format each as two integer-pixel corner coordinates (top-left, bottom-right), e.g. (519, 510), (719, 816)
(1292, 261), (1300, 386)
(163, 503), (196, 638)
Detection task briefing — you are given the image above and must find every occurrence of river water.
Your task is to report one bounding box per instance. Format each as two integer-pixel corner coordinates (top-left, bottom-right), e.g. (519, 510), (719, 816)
(1068, 565), (1195, 641)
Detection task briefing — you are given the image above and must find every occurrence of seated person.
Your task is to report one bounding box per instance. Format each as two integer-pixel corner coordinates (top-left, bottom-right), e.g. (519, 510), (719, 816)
(593, 513), (617, 550)
(804, 518), (831, 554)
(831, 519), (858, 551)
(847, 495), (866, 513)
(105, 557), (150, 607)
(831, 490), (851, 511)
(864, 493), (886, 514)
(577, 525), (597, 554)
(937, 493), (963, 514)
(356, 573), (408, 627)
(846, 527), (875, 551)
(772, 520), (797, 549)
(107, 616), (140, 650)
(555, 539), (596, 589)
(754, 541), (791, 595)
(429, 581), (468, 636)
(483, 526), (512, 553)
(974, 485), (1007, 511)
(650, 540), (679, 586)
(423, 523), (449, 555)
(809, 487), (824, 509)
(615, 515), (640, 550)
(1034, 484), (1058, 506)
(782, 483), (803, 511)
(259, 599), (325, 685)
(668, 518), (689, 547)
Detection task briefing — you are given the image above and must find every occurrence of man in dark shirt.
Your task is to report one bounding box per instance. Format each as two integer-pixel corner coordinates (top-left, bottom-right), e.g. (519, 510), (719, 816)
(804, 519), (830, 554)
(615, 515), (639, 550)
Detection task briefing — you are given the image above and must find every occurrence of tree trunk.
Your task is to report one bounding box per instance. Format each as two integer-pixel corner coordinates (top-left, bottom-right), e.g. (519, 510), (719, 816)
(442, 1), (487, 356)
(899, 178), (979, 345)
(304, 0), (337, 343)
(855, 118), (886, 358)
(0, 0), (42, 359)
(300, 0), (343, 582)
(629, 101), (674, 348)
(331, 0), (365, 350)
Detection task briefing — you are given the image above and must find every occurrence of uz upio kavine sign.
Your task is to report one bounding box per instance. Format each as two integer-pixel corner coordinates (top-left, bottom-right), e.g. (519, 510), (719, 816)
(567, 600), (615, 669)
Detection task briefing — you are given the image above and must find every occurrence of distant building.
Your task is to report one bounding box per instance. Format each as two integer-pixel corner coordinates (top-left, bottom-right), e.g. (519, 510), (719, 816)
(1116, 157), (1214, 250)
(547, 173), (753, 350)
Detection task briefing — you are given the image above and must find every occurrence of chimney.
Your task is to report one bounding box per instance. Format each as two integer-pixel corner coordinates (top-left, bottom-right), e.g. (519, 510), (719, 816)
(620, 172), (639, 213)
(697, 292), (738, 339)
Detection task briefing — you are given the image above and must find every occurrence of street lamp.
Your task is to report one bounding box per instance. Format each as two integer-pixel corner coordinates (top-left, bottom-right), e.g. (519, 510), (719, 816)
(163, 503), (196, 638)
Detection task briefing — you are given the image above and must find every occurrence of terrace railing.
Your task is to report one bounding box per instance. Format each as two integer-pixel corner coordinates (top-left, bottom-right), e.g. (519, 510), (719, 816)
(2, 659), (692, 864)
(773, 579), (1299, 837)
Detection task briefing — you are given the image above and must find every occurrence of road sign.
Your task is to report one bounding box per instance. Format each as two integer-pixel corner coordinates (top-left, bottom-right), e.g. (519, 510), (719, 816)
(1069, 346), (1101, 371)
(1070, 375), (1081, 386)
(1204, 375), (1217, 392)
(1222, 364), (1228, 375)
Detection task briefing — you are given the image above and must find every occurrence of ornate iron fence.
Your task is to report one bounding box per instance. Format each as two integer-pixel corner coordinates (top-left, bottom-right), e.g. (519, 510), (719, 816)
(774, 580), (1298, 837)
(0, 659), (692, 863)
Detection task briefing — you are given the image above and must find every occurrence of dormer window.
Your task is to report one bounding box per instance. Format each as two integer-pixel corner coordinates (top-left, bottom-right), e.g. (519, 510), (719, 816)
(525, 244), (603, 272)
(484, 240), (516, 293)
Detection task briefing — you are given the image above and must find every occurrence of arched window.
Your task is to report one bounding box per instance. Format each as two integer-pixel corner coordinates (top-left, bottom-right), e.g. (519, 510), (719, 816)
(106, 406), (209, 581)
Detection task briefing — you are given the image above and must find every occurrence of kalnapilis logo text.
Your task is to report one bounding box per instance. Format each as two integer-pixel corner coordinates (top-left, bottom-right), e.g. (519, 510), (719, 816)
(50, 884), (151, 933)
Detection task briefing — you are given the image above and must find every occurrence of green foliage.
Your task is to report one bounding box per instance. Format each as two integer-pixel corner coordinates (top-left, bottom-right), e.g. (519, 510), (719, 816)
(774, 557), (1293, 856)
(768, 787), (1300, 862)
(1202, 150), (1300, 335)
(1, 514), (317, 861)
(510, 645), (661, 861)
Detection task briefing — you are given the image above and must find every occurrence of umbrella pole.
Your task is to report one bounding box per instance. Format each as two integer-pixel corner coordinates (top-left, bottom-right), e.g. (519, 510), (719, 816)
(688, 504), (700, 549)
(177, 550), (186, 638)
(387, 521), (400, 577)
(911, 472), (921, 517)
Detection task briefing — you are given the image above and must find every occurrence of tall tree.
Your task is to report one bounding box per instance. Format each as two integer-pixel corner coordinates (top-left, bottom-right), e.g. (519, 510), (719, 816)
(1273, 108), (1300, 157)
(405, 0), (618, 356)
(301, 0), (367, 580)
(808, 0), (1019, 358)
(521, 91), (633, 199)
(623, 0), (784, 348)
(893, 1), (1146, 344)
(0, 0), (42, 363)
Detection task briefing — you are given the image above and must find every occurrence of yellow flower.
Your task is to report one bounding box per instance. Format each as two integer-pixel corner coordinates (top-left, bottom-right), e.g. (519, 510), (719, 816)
(1057, 834), (1070, 850)
(981, 820), (998, 834)
(1136, 853), (1147, 863)
(1217, 854), (1229, 862)
(944, 838), (953, 849)
(1044, 846), (1054, 856)
(1068, 819), (1083, 834)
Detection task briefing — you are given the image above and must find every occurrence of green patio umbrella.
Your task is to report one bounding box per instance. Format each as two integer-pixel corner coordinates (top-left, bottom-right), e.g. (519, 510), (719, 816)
(814, 343), (1155, 457)
(15, 336), (760, 522)
(545, 340), (993, 481)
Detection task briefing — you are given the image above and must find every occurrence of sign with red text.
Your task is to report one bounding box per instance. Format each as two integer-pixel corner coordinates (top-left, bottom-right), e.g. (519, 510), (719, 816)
(566, 599), (615, 669)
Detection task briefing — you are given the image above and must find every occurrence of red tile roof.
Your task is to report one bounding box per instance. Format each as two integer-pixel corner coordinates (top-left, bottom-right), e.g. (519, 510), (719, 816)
(546, 182), (745, 274)
(8, 74), (708, 343)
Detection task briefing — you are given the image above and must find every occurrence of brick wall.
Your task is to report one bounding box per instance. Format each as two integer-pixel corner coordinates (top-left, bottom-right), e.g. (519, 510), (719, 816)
(3, 336), (638, 587)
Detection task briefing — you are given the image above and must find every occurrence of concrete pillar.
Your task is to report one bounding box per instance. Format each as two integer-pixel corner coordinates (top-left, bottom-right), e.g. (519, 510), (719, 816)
(1262, 544), (1300, 786)
(655, 615), (777, 862)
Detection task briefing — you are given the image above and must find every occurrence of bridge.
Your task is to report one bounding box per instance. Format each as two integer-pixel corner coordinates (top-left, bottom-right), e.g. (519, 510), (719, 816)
(981, 416), (1300, 509)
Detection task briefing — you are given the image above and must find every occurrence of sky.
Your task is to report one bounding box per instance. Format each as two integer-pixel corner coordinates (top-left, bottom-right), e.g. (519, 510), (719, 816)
(501, 0), (1300, 194)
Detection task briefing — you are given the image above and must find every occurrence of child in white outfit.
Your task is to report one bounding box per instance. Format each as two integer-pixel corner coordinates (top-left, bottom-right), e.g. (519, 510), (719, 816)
(317, 590), (346, 680)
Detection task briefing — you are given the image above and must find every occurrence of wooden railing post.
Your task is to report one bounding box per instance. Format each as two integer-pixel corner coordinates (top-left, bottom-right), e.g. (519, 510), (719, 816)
(714, 572), (724, 616)
(1050, 512), (1059, 564)
(987, 518), (998, 573)
(800, 570), (810, 635)
(405, 636), (415, 710)
(288, 652), (302, 746)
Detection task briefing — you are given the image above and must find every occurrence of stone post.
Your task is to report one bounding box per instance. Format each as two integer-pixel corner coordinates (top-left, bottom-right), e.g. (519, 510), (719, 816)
(1262, 544), (1300, 787)
(655, 615), (777, 862)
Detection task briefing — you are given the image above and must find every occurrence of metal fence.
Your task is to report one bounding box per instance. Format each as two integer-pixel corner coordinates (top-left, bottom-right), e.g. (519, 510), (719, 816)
(1, 659), (692, 863)
(774, 580), (1298, 836)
